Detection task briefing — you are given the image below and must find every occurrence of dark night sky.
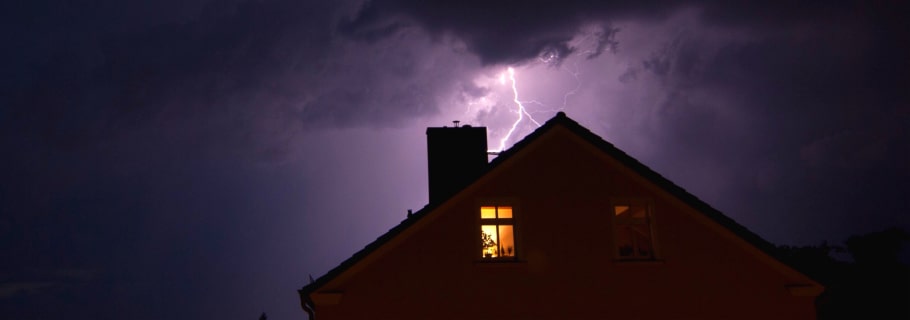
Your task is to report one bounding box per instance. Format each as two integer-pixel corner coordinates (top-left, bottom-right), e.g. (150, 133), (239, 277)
(2, 1), (908, 318)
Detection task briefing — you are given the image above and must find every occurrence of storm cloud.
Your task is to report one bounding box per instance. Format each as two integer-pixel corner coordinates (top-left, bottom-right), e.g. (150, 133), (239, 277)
(1, 0), (908, 319)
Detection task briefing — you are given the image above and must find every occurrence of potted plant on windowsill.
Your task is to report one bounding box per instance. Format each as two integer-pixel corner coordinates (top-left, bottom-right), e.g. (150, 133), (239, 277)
(481, 231), (497, 258)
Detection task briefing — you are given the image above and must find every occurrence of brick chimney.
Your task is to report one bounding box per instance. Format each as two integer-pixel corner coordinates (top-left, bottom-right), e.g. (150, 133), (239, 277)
(426, 124), (488, 204)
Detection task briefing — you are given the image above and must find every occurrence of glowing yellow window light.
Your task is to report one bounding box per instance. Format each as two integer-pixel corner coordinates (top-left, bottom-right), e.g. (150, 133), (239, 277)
(497, 207), (512, 218)
(480, 206), (515, 258)
(480, 206), (512, 219)
(481, 225), (498, 257)
(498, 225), (514, 256)
(481, 206), (496, 219)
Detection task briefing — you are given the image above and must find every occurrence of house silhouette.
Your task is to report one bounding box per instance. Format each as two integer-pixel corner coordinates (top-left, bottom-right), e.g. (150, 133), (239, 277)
(299, 112), (823, 319)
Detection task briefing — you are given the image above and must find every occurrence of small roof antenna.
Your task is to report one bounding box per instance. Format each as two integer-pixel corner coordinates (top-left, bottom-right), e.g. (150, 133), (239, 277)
(453, 120), (460, 127)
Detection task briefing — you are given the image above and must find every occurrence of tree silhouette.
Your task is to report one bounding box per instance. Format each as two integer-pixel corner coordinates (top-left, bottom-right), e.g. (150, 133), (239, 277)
(782, 228), (910, 320)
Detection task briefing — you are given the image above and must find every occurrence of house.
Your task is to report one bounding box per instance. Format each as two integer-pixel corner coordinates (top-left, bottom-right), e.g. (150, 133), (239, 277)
(298, 112), (823, 319)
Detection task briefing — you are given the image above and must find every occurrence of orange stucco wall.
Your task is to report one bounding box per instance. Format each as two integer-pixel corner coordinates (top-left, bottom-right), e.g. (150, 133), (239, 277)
(312, 128), (817, 319)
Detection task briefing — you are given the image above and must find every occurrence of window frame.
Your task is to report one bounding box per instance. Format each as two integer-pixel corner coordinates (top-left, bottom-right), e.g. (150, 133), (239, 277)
(476, 200), (520, 261)
(610, 199), (659, 261)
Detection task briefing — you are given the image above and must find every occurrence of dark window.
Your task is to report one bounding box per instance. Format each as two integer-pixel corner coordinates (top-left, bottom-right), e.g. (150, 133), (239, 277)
(613, 203), (655, 259)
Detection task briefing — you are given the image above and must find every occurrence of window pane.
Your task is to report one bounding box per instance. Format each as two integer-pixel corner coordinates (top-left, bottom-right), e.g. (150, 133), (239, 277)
(630, 224), (653, 257)
(614, 205), (630, 216)
(615, 225), (653, 258)
(498, 225), (515, 257)
(630, 206), (647, 219)
(481, 225), (498, 258)
(614, 204), (654, 259)
(497, 206), (512, 218)
(615, 227), (635, 257)
(480, 207), (496, 219)
(480, 206), (517, 259)
(614, 204), (647, 222)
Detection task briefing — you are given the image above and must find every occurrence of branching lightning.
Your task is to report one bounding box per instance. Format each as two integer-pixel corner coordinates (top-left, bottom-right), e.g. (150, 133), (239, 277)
(497, 67), (541, 152)
(484, 25), (611, 153)
(494, 63), (583, 152)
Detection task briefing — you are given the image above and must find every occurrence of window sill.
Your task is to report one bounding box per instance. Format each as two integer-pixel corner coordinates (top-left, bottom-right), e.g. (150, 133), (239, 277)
(612, 258), (665, 265)
(473, 259), (527, 267)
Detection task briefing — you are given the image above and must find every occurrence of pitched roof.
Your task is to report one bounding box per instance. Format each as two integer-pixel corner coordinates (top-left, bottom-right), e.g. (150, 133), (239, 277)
(299, 112), (815, 298)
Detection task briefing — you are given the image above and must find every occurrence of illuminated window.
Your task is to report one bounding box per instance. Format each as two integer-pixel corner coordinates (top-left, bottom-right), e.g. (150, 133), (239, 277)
(480, 206), (515, 259)
(613, 203), (655, 259)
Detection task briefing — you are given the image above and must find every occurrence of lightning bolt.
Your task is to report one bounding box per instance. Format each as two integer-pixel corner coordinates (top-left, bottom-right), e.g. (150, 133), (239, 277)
(467, 25), (618, 155)
(556, 63), (583, 110)
(487, 27), (609, 153)
(497, 67), (542, 152)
